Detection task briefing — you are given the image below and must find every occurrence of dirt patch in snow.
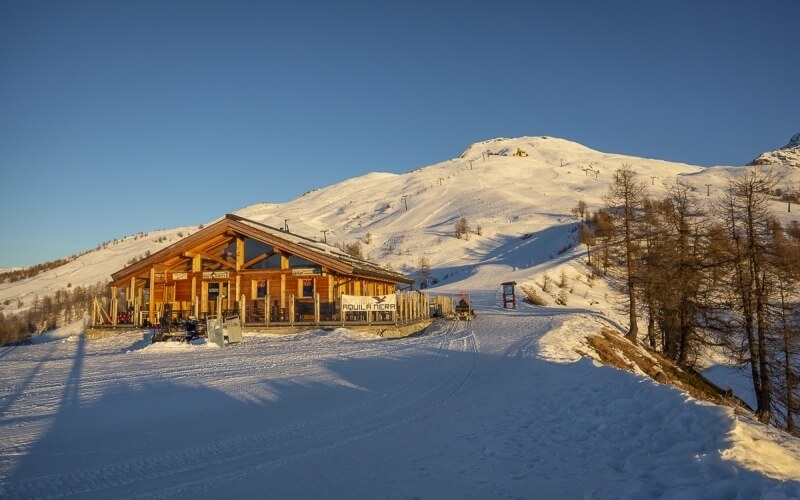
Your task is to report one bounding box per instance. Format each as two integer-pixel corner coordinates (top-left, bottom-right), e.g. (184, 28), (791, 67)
(583, 327), (752, 412)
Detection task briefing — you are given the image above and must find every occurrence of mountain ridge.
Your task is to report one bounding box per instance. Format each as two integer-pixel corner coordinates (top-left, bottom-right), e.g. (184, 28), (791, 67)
(2, 135), (799, 317)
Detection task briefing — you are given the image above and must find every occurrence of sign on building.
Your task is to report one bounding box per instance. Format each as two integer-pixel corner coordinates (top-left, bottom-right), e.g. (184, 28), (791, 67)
(341, 294), (397, 312)
(292, 267), (321, 276)
(203, 271), (230, 279)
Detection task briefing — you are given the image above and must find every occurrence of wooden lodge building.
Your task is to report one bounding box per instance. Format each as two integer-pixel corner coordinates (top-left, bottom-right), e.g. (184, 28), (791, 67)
(102, 214), (417, 328)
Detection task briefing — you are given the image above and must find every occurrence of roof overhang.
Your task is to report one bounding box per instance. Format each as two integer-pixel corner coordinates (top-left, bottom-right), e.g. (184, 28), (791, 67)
(111, 214), (413, 285)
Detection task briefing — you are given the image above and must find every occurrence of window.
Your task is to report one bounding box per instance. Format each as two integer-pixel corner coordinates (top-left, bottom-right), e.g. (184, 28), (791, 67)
(257, 281), (267, 298)
(244, 239), (281, 269)
(208, 282), (228, 300)
(220, 241), (236, 263)
(302, 279), (314, 298)
(289, 256), (316, 268)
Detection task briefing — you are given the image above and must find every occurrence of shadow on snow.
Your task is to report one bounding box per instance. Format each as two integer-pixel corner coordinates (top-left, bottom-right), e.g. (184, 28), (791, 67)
(0, 328), (796, 499)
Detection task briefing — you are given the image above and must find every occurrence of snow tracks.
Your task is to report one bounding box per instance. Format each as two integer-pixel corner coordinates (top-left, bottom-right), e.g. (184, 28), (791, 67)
(0, 323), (478, 499)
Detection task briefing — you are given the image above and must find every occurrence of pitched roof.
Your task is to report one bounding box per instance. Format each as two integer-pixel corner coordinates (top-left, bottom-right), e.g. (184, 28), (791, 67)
(111, 214), (413, 285)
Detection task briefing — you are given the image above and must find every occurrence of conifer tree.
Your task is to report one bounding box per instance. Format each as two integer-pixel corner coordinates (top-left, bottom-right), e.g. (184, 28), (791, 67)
(605, 165), (648, 342)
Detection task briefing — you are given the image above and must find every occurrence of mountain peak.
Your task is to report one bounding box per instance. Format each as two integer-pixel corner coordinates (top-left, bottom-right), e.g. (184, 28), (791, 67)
(749, 132), (800, 168)
(457, 136), (594, 160)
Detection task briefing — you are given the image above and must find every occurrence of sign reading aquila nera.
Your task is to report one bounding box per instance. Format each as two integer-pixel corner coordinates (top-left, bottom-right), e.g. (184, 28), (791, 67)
(341, 294), (396, 312)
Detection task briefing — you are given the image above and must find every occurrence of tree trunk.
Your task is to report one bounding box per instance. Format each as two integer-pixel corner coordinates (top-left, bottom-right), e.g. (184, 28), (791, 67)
(626, 277), (638, 342)
(647, 305), (656, 349)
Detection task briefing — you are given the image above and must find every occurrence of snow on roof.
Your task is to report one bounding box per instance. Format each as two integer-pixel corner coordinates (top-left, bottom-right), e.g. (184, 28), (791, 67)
(227, 214), (412, 283)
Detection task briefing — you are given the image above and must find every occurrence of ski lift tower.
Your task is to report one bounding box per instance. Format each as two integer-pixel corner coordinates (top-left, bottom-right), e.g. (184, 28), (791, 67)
(502, 281), (517, 309)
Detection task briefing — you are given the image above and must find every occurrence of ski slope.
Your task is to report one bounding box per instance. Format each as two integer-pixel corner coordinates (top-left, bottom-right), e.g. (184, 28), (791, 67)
(3, 135), (798, 317)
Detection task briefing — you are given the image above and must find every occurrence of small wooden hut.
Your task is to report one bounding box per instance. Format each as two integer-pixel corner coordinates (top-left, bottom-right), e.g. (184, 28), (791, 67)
(104, 214), (414, 327)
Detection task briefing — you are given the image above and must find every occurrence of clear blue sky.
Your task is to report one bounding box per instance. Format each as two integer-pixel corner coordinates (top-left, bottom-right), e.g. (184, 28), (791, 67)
(1, 0), (798, 268)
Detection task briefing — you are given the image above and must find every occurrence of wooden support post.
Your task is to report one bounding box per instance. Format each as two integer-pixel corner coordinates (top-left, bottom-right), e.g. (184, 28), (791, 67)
(191, 276), (197, 317)
(110, 286), (118, 326)
(288, 294), (295, 326)
(280, 274), (286, 309)
(264, 292), (270, 326)
(148, 268), (156, 326)
(130, 277), (136, 310)
(236, 237), (245, 270)
(235, 275), (241, 309)
(239, 294), (245, 320)
(226, 279), (231, 314)
(314, 292), (320, 324)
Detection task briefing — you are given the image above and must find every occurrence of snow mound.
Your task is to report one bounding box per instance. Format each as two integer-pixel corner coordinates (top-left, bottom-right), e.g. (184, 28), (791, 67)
(325, 328), (382, 341)
(535, 314), (599, 363)
(30, 317), (87, 344)
(135, 337), (216, 353)
(722, 417), (800, 481)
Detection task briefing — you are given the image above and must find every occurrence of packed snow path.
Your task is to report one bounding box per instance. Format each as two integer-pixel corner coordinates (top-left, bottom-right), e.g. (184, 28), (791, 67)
(1, 309), (798, 499)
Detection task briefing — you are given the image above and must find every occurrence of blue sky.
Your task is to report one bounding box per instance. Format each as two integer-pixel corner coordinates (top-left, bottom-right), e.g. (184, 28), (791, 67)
(1, 0), (798, 268)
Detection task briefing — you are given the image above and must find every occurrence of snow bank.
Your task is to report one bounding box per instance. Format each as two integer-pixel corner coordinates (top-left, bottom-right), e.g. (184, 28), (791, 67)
(30, 317), (87, 344)
(722, 417), (800, 482)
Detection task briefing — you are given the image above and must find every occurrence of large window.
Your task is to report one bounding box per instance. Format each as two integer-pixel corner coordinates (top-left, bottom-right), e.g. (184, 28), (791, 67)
(243, 239), (281, 269)
(288, 256), (316, 268)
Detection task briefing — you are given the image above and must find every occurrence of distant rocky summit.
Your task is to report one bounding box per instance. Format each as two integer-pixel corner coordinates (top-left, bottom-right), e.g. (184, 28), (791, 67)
(749, 132), (800, 168)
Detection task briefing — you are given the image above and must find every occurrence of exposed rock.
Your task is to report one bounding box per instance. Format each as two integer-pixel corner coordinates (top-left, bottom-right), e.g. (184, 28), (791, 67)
(749, 132), (800, 168)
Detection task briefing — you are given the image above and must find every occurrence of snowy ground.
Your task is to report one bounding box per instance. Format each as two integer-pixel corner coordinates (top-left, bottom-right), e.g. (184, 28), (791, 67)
(1, 295), (799, 499)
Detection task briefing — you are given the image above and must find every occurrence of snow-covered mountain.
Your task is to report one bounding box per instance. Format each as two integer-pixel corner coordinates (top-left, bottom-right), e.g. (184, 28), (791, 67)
(2, 136), (800, 495)
(750, 132), (800, 168)
(2, 135), (799, 317)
